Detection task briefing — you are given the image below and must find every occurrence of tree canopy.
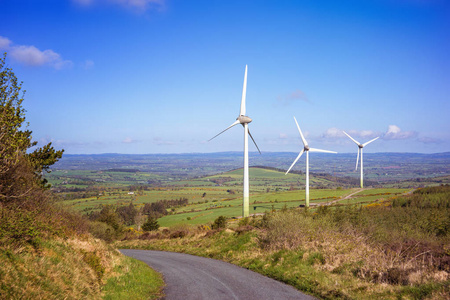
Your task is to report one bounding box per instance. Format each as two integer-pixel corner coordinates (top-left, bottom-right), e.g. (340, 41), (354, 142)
(0, 53), (64, 203)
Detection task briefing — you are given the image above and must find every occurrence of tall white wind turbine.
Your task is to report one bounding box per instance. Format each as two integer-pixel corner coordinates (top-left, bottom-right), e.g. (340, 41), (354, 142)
(209, 65), (260, 217)
(343, 131), (379, 188)
(285, 117), (337, 207)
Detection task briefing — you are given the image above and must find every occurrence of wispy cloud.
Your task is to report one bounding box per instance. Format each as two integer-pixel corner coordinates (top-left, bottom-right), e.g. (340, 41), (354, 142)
(417, 136), (442, 144)
(323, 128), (379, 140)
(82, 59), (95, 70)
(153, 137), (174, 145)
(73, 0), (165, 12)
(322, 127), (346, 139)
(383, 125), (417, 140)
(0, 36), (72, 70)
(276, 89), (309, 106)
(122, 137), (138, 143)
(0, 36), (11, 49)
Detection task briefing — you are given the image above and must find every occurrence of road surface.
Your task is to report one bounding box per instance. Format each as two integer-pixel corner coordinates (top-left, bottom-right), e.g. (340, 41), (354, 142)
(120, 249), (315, 300)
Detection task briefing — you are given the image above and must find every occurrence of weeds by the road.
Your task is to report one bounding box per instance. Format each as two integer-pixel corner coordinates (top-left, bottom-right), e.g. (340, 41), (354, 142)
(103, 254), (164, 300)
(117, 185), (450, 299)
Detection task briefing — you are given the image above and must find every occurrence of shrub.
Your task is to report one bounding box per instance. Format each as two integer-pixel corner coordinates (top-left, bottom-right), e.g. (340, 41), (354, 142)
(89, 221), (115, 242)
(138, 231), (162, 240)
(142, 217), (160, 232)
(238, 217), (250, 226)
(170, 231), (186, 239)
(211, 216), (227, 230)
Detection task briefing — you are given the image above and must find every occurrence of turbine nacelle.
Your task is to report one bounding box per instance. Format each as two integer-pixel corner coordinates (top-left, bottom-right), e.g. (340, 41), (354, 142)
(304, 145), (310, 151)
(237, 115), (252, 124)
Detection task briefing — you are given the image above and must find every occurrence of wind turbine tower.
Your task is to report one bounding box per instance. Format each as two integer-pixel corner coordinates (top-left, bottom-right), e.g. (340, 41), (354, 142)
(285, 117), (337, 207)
(343, 131), (379, 188)
(209, 65), (260, 217)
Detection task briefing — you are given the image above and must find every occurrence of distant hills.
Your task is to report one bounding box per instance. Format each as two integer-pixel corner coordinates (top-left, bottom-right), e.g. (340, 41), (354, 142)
(52, 152), (450, 184)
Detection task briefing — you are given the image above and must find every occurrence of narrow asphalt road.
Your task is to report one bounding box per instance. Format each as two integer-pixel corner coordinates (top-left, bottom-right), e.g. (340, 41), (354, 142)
(120, 249), (315, 300)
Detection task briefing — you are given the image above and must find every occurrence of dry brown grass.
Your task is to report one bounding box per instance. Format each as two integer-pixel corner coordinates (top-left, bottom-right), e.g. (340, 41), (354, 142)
(0, 235), (123, 299)
(259, 210), (449, 286)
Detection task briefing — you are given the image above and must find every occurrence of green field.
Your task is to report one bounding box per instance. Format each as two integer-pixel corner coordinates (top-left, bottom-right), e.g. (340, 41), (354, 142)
(58, 167), (410, 227)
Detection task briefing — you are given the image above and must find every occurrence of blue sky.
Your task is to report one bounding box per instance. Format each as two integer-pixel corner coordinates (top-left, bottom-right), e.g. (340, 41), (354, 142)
(1, 0), (449, 154)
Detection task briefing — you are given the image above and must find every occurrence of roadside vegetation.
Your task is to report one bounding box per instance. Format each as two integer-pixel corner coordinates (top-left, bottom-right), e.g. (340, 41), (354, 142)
(117, 185), (450, 299)
(0, 54), (163, 299)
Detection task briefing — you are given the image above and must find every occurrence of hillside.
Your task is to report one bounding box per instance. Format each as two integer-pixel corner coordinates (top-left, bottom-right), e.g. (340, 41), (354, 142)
(118, 185), (450, 299)
(0, 56), (163, 299)
(47, 152), (450, 190)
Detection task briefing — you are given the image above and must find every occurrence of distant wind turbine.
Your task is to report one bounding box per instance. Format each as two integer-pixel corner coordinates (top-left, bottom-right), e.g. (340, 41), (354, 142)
(285, 117), (337, 207)
(209, 65), (260, 217)
(343, 131), (379, 188)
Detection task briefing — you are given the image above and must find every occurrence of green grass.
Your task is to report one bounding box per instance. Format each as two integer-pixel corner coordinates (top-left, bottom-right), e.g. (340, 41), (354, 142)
(58, 167), (409, 227)
(64, 186), (408, 227)
(355, 188), (408, 196)
(118, 186), (450, 299)
(103, 256), (164, 300)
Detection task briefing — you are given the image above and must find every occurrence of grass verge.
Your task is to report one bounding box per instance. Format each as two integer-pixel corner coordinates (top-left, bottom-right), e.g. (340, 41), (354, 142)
(103, 255), (164, 299)
(116, 185), (450, 299)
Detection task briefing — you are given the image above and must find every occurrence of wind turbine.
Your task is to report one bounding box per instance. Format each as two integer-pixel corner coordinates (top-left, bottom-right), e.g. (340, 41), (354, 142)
(285, 117), (337, 207)
(343, 131), (379, 188)
(209, 65), (260, 217)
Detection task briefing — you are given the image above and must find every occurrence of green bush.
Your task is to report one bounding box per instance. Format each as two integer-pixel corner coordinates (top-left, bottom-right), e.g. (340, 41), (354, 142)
(142, 217), (160, 232)
(89, 221), (116, 242)
(211, 216), (227, 230)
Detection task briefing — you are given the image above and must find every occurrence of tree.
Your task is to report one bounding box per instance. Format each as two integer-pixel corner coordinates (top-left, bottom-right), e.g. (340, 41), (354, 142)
(117, 202), (137, 226)
(142, 216), (159, 231)
(1, 53), (63, 201)
(95, 205), (123, 234)
(211, 216), (227, 229)
(134, 209), (147, 230)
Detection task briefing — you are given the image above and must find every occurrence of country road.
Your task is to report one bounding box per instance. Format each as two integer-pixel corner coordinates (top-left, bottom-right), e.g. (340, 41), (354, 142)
(120, 249), (315, 300)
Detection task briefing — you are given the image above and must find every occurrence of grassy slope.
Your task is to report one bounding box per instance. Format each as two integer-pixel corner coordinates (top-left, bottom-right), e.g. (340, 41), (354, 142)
(117, 186), (450, 300)
(0, 235), (164, 299)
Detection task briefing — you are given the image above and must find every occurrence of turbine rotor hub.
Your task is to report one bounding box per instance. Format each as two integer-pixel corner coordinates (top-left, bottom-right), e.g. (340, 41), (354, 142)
(304, 145), (310, 151)
(237, 115), (252, 124)
(359, 144), (364, 149)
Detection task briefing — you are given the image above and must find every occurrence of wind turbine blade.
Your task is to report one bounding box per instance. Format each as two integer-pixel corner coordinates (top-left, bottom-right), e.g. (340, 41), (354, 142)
(285, 149), (304, 175)
(363, 136), (379, 147)
(293, 117), (308, 146)
(248, 129), (261, 154)
(355, 148), (360, 171)
(309, 148), (337, 154)
(208, 120), (240, 141)
(240, 65), (248, 116)
(343, 131), (361, 146)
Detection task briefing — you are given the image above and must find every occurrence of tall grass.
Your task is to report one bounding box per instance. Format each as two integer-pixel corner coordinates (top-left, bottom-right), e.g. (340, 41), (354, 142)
(118, 185), (450, 299)
(103, 255), (164, 299)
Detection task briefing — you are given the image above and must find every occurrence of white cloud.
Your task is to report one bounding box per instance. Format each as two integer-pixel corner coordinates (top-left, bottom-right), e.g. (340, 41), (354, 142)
(323, 128), (380, 141)
(83, 59), (95, 70)
(276, 89), (309, 106)
(122, 137), (136, 143)
(279, 133), (288, 139)
(153, 137), (174, 145)
(322, 127), (345, 139)
(0, 36), (72, 70)
(73, 0), (165, 11)
(383, 125), (417, 140)
(417, 136), (442, 144)
(0, 36), (11, 49)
